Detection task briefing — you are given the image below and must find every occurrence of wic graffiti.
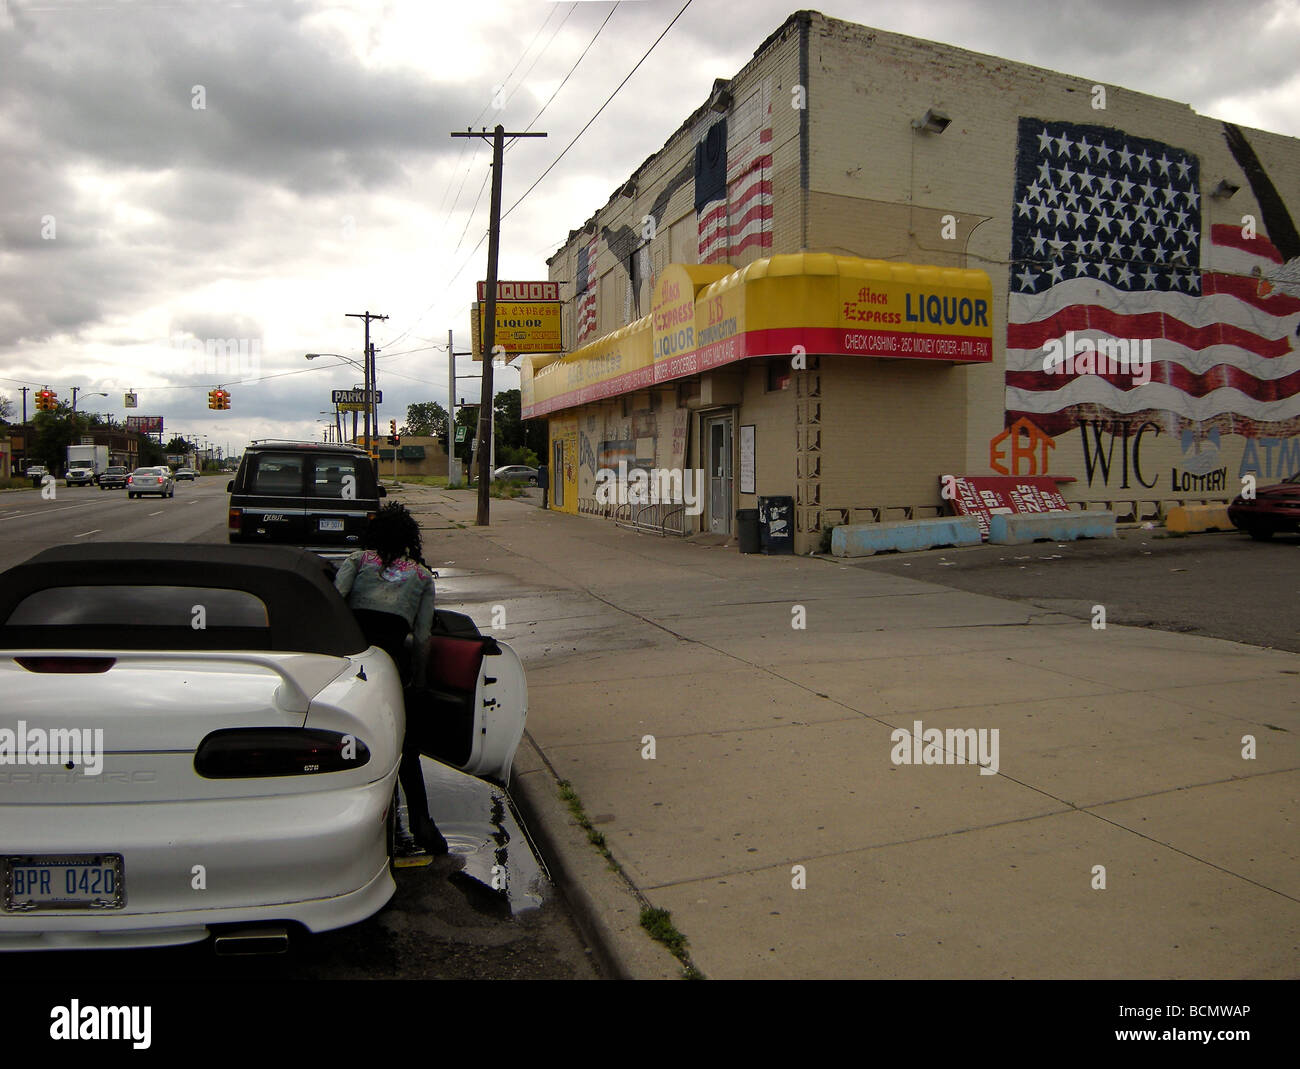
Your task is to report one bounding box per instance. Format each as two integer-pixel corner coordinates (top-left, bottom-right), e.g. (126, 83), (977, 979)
(1078, 420), (1161, 489)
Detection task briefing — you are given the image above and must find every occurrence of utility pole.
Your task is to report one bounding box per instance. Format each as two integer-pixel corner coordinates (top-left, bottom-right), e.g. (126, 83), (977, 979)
(451, 123), (546, 526)
(71, 387), (79, 413)
(345, 311), (387, 461)
(19, 386), (28, 423)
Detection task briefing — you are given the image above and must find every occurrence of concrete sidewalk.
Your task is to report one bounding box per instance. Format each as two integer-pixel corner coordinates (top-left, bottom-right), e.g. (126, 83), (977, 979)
(400, 484), (1300, 979)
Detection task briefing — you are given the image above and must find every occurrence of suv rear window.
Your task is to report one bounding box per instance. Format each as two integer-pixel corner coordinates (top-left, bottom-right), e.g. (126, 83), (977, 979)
(241, 450), (374, 498)
(311, 457), (364, 499)
(248, 454), (306, 495)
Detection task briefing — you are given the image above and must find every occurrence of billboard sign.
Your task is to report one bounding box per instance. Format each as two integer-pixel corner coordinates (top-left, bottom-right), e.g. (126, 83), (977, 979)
(125, 415), (164, 434)
(472, 300), (563, 358)
(331, 389), (381, 412)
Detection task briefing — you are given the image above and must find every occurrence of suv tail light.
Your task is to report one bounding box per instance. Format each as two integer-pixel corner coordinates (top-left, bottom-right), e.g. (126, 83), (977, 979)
(228, 507), (242, 533)
(194, 728), (370, 778)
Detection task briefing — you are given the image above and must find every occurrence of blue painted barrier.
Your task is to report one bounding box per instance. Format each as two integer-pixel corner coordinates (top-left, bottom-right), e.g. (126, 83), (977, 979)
(987, 510), (1116, 545)
(831, 517), (983, 557)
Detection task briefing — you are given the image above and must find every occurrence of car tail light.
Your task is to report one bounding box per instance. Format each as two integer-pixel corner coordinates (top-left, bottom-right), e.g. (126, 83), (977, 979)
(14, 656), (116, 673)
(228, 507), (242, 533)
(194, 728), (370, 778)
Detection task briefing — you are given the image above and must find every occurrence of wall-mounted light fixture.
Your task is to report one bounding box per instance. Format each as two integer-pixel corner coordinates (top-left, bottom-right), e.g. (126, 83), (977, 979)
(1210, 178), (1240, 199)
(911, 108), (950, 134)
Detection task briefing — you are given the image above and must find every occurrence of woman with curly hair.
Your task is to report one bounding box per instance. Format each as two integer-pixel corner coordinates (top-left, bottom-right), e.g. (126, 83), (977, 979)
(334, 502), (447, 854)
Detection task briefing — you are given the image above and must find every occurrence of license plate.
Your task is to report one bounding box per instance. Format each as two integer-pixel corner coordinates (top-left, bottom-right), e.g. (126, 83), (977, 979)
(3, 854), (125, 911)
(319, 518), (345, 531)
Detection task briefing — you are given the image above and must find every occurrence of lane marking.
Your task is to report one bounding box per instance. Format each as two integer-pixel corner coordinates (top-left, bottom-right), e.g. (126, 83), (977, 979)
(75, 529), (101, 538)
(0, 503), (89, 522)
(149, 511), (164, 517)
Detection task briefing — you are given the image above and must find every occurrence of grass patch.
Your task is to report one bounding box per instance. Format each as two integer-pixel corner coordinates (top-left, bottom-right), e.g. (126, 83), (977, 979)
(558, 779), (704, 979)
(489, 479), (527, 499)
(388, 474), (449, 488)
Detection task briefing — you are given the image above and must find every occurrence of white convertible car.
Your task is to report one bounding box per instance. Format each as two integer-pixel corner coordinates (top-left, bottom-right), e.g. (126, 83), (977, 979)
(0, 543), (527, 953)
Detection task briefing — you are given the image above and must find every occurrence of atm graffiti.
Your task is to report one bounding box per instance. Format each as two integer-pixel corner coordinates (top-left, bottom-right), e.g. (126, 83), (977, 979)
(1238, 436), (1300, 478)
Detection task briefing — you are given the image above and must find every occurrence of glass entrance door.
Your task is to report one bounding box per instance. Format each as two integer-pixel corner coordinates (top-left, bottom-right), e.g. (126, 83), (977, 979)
(706, 414), (733, 534)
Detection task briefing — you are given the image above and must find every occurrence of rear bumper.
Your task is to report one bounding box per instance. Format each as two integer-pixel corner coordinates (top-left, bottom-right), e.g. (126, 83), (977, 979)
(1227, 506), (1300, 533)
(0, 772), (398, 950)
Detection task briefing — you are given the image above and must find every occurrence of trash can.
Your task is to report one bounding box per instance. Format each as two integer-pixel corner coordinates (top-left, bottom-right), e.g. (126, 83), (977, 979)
(736, 508), (760, 553)
(758, 495), (794, 554)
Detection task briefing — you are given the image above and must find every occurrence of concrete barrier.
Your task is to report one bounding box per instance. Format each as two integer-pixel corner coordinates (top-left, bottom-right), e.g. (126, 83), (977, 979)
(1165, 504), (1233, 533)
(831, 516), (983, 557)
(988, 510), (1116, 545)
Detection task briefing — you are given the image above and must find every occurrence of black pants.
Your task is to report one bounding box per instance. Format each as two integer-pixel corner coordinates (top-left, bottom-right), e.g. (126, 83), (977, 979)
(352, 610), (444, 851)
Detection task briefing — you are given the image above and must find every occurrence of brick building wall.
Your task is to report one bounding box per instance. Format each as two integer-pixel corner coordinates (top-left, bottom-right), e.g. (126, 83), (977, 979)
(536, 10), (1300, 549)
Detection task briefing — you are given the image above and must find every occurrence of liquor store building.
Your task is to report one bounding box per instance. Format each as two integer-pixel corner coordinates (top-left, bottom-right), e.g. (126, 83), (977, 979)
(523, 10), (1300, 554)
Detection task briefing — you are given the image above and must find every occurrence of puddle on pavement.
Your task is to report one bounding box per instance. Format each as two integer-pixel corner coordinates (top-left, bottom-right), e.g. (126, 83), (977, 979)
(401, 755), (552, 916)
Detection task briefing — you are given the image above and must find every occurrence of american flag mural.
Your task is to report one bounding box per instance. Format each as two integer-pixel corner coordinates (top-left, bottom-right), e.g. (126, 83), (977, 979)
(695, 119), (729, 263)
(575, 232), (598, 346)
(1005, 118), (1300, 439)
(725, 81), (773, 259)
(695, 80), (774, 264)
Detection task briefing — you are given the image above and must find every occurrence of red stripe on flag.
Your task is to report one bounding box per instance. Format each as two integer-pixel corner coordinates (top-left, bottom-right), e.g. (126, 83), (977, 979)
(1210, 223), (1284, 263)
(1006, 307), (1292, 357)
(1008, 364), (1300, 401)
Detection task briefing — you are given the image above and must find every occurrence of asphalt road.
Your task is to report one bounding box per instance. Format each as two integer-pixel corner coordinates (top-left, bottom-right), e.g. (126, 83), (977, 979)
(850, 526), (1300, 654)
(0, 478), (602, 980)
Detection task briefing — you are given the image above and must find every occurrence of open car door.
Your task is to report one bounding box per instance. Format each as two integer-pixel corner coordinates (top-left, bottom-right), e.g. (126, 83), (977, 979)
(404, 625), (528, 786)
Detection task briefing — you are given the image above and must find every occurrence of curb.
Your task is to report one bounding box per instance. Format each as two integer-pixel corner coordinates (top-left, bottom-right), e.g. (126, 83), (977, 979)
(509, 734), (683, 981)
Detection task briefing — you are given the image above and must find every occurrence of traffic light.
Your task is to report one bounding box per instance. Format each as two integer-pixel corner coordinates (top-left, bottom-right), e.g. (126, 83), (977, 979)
(208, 389), (219, 410)
(389, 419), (399, 446)
(219, 389), (231, 410)
(36, 388), (57, 411)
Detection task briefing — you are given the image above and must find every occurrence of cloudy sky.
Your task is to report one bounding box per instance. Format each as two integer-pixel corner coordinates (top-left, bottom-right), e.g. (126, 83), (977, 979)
(2, 0), (1298, 453)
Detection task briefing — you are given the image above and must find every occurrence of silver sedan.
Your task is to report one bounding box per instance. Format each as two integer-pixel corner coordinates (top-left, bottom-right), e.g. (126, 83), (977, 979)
(127, 466), (176, 499)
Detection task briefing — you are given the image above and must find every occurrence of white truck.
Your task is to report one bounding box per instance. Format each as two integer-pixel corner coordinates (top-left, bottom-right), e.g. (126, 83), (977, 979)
(65, 444), (110, 486)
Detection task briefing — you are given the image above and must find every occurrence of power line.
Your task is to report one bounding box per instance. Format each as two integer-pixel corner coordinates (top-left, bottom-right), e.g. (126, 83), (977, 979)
(512, 2), (619, 141)
(503, 2), (579, 115)
(502, 0), (695, 222)
(383, 1), (691, 350)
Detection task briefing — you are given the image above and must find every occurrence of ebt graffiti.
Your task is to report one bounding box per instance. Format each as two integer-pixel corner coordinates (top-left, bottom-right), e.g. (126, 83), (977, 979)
(1041, 331), (1152, 386)
(594, 462), (705, 515)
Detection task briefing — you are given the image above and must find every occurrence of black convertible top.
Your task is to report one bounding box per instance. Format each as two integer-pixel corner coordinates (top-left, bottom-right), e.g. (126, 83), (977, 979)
(0, 543), (367, 655)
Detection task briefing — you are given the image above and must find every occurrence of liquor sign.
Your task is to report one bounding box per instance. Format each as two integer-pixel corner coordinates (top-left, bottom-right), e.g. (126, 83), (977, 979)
(477, 280), (559, 302)
(472, 300), (563, 359)
(125, 415), (164, 434)
(945, 476), (1070, 539)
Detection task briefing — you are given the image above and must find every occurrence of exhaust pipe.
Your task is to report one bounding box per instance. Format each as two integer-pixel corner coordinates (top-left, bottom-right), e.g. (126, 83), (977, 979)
(213, 926), (290, 956)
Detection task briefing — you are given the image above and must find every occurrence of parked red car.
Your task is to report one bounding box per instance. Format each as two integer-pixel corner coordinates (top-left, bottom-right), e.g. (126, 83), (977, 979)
(1228, 470), (1300, 540)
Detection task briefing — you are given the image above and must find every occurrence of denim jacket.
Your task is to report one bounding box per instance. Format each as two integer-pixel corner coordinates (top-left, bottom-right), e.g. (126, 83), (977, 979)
(334, 551), (437, 653)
